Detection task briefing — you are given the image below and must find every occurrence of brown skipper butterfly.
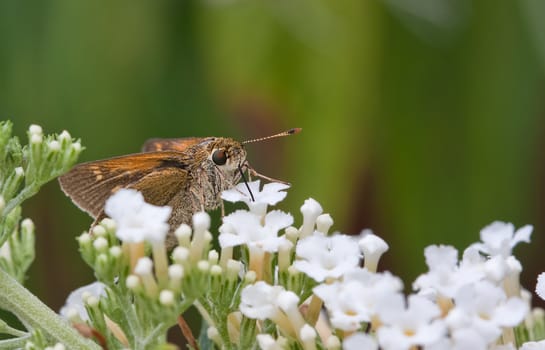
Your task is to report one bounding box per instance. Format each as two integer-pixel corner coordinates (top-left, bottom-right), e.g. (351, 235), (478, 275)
(59, 128), (301, 241)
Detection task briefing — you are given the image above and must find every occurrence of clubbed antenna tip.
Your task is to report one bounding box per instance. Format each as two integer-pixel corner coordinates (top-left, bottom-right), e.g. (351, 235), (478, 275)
(242, 128), (302, 145)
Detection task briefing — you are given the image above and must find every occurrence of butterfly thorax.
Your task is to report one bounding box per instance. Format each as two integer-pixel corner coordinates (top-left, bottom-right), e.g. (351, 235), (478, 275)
(167, 137), (246, 228)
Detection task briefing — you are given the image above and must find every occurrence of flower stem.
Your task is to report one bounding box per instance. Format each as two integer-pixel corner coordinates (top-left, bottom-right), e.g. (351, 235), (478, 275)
(0, 268), (101, 349)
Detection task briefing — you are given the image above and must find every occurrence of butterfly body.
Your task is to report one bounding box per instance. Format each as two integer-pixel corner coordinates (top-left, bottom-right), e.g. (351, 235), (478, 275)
(59, 137), (247, 238)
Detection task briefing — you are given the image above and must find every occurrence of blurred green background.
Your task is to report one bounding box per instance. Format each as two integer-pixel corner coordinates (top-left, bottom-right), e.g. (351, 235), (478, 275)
(1, 0), (545, 312)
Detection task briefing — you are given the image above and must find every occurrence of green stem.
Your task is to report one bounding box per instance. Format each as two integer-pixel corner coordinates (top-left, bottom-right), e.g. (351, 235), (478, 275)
(0, 334), (32, 348)
(0, 319), (28, 337)
(0, 268), (101, 349)
(2, 183), (39, 218)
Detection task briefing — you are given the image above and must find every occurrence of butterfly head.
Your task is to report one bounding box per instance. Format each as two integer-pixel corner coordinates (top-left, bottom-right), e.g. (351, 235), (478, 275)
(202, 137), (247, 173)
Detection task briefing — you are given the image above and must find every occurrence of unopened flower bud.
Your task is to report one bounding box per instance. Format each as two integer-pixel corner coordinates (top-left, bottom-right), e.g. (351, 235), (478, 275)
(48, 140), (61, 152)
(197, 260), (210, 273)
(58, 130), (71, 141)
(175, 224), (192, 247)
(101, 218), (116, 231)
(29, 124), (43, 135)
(300, 198), (323, 238)
(172, 246), (189, 263)
(72, 142), (82, 152)
(30, 134), (42, 144)
(109, 246), (122, 258)
(316, 213), (334, 234)
(126, 275), (140, 290)
(168, 264), (184, 281)
(193, 211), (210, 232)
(208, 250), (219, 265)
(93, 237), (109, 252)
(210, 265), (223, 276)
(15, 167), (24, 177)
(159, 290), (175, 306)
(92, 225), (106, 237)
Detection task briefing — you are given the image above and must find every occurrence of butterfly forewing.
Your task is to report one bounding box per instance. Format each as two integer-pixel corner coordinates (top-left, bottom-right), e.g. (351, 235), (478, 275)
(141, 138), (204, 153)
(59, 152), (189, 218)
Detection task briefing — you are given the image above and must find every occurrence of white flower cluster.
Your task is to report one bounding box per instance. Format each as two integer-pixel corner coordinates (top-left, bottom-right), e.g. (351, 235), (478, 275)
(221, 181), (543, 350)
(62, 181), (545, 350)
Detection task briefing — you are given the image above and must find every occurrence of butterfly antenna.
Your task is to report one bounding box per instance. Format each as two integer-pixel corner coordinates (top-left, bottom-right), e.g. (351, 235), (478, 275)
(238, 164), (255, 202)
(242, 128), (302, 145)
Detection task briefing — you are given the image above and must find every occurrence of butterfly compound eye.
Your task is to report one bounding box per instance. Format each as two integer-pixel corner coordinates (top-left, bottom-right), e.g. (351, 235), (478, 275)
(212, 149), (227, 165)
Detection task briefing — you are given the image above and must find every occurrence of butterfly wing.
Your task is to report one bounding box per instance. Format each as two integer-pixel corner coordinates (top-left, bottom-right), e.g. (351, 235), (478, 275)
(141, 137), (205, 152)
(59, 152), (189, 218)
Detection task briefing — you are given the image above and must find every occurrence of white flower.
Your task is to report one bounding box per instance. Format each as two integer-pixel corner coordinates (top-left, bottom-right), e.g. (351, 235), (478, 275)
(445, 280), (528, 344)
(104, 189), (171, 243)
(358, 229), (389, 272)
(221, 180), (289, 215)
(536, 272), (545, 301)
(59, 282), (106, 321)
(376, 294), (446, 350)
(471, 221), (532, 258)
(343, 333), (378, 350)
(314, 268), (403, 331)
(299, 198), (323, 238)
(425, 328), (487, 350)
(239, 281), (284, 320)
(257, 334), (287, 350)
(293, 233), (360, 282)
(219, 210), (292, 252)
(413, 245), (484, 299)
(520, 340), (545, 350)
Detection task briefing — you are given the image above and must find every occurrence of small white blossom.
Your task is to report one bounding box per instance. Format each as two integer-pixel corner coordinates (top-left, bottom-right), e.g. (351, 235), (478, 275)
(376, 294), (446, 350)
(413, 245), (484, 300)
(425, 328), (487, 350)
(445, 280), (528, 344)
(240, 281), (284, 320)
(219, 210), (292, 252)
(293, 233), (360, 282)
(520, 340), (545, 350)
(59, 282), (106, 321)
(222, 180), (289, 215)
(536, 272), (545, 301)
(314, 268), (403, 331)
(343, 333), (378, 350)
(105, 189), (171, 243)
(471, 221), (532, 258)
